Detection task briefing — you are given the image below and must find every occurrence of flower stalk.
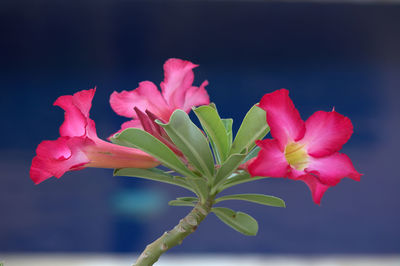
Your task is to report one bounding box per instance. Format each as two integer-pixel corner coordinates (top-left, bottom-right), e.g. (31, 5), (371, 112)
(133, 196), (215, 266)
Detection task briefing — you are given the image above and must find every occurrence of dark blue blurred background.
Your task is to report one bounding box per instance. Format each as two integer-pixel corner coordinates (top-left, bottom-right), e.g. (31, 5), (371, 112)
(0, 0), (399, 255)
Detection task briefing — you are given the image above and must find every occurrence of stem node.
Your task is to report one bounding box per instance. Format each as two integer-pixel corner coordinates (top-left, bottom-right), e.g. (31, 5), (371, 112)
(161, 243), (168, 251)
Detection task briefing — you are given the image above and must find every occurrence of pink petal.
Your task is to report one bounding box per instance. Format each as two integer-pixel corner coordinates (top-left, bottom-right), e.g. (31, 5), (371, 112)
(54, 95), (86, 137)
(298, 174), (330, 205)
(120, 119), (143, 130)
(30, 158), (52, 182)
(306, 152), (362, 186)
(248, 139), (290, 177)
(85, 118), (99, 140)
(54, 89), (96, 138)
(301, 110), (353, 157)
(259, 89), (305, 150)
(30, 137), (92, 184)
(181, 81), (210, 113)
(160, 58), (198, 109)
(70, 88), (96, 117)
(288, 167), (308, 180)
(110, 81), (171, 121)
(36, 138), (72, 160)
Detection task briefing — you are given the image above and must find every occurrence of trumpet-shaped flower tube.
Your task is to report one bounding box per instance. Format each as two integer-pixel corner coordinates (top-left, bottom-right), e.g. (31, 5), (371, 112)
(248, 89), (361, 204)
(109, 58), (210, 135)
(30, 89), (159, 184)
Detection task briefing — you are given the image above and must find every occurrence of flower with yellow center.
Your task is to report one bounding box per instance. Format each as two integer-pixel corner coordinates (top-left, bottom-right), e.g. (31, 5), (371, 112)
(248, 89), (361, 204)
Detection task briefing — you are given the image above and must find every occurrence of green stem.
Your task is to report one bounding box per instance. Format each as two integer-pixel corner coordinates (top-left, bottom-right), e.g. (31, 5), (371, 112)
(133, 196), (214, 266)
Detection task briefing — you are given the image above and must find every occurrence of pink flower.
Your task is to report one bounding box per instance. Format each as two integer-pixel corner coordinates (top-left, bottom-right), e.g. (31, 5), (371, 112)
(30, 89), (159, 184)
(109, 58), (210, 135)
(248, 89), (362, 204)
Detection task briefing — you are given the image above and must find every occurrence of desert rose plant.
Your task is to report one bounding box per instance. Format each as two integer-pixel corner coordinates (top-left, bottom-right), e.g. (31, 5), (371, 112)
(31, 58), (361, 265)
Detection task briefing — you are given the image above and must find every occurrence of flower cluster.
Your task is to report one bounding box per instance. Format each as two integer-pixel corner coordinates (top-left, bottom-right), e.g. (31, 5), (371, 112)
(31, 58), (361, 205)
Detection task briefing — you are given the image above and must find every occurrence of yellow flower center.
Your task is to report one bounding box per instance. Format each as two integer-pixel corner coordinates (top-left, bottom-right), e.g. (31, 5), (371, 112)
(284, 142), (309, 171)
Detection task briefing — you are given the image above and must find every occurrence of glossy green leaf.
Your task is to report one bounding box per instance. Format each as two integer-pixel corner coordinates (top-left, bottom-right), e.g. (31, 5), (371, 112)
(168, 200), (196, 207)
(242, 146), (261, 164)
(208, 135), (222, 165)
(169, 196), (198, 206)
(212, 207), (258, 236)
(157, 110), (215, 177)
(176, 197), (198, 202)
(230, 105), (269, 155)
(222, 119), (233, 146)
(218, 172), (266, 193)
(114, 168), (194, 193)
(194, 105), (230, 163)
(213, 152), (247, 191)
(201, 126), (222, 165)
(111, 128), (194, 178)
(215, 193), (285, 208)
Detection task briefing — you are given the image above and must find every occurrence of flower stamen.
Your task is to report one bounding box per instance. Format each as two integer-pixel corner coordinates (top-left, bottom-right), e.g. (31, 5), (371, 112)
(284, 142), (309, 171)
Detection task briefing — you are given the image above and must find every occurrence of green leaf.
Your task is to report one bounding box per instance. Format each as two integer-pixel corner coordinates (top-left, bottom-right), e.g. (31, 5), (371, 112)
(230, 105), (269, 155)
(169, 196), (198, 206)
(213, 152), (247, 191)
(242, 146), (260, 164)
(218, 172), (266, 193)
(208, 102), (218, 110)
(215, 194), (285, 208)
(186, 177), (209, 203)
(193, 105), (230, 163)
(212, 207), (258, 236)
(222, 119), (233, 146)
(176, 197), (198, 202)
(114, 168), (194, 193)
(168, 200), (196, 207)
(157, 110), (215, 177)
(208, 135), (222, 165)
(111, 128), (194, 178)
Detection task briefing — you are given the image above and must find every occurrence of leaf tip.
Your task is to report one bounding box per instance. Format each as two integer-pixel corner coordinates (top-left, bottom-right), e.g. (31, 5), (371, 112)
(154, 119), (166, 126)
(109, 133), (120, 143)
(113, 168), (120, 176)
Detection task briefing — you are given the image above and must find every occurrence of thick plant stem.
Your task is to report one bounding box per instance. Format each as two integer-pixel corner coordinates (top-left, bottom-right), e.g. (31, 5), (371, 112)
(133, 197), (214, 266)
